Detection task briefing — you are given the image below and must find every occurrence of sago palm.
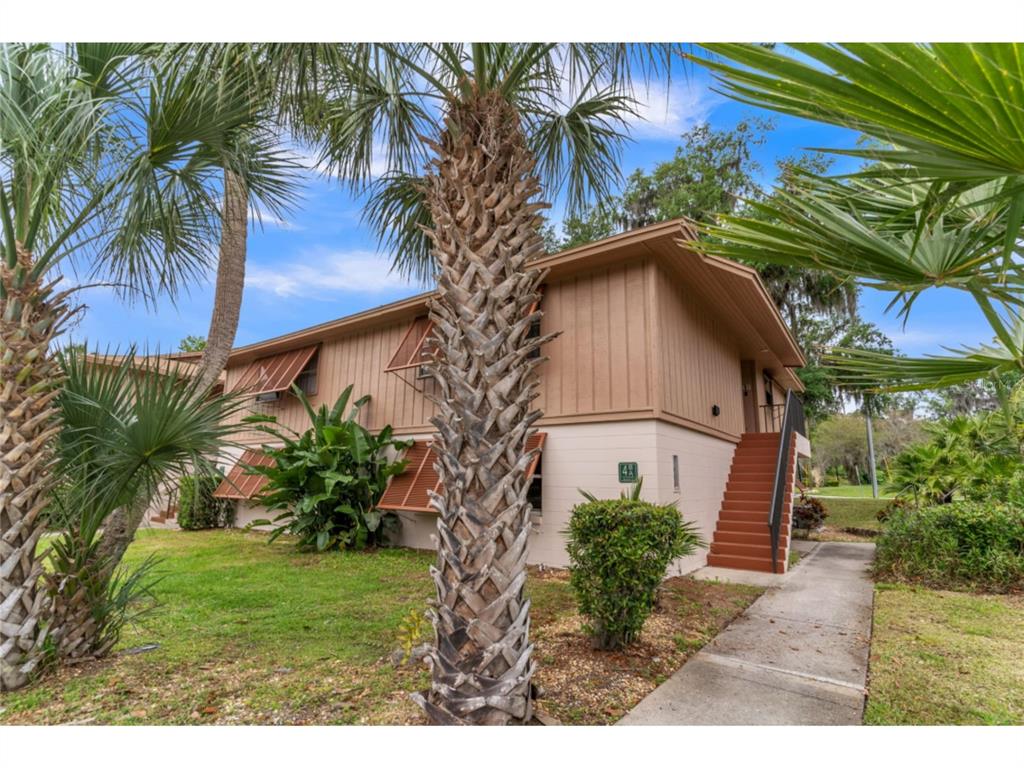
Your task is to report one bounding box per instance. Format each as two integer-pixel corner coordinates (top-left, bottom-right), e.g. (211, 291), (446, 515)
(689, 43), (1024, 394)
(314, 43), (678, 724)
(0, 44), (279, 690)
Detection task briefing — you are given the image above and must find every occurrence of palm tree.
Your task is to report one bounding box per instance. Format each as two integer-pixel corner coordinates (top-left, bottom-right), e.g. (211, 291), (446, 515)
(313, 43), (678, 724)
(0, 44), (277, 691)
(44, 348), (242, 661)
(687, 43), (1024, 394)
(179, 44), (337, 393)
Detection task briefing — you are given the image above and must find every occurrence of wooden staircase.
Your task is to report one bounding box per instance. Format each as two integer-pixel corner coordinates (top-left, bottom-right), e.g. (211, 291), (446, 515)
(707, 432), (797, 574)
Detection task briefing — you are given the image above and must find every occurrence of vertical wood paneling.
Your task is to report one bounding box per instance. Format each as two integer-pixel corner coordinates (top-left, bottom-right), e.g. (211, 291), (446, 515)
(607, 265), (629, 410)
(224, 258), (670, 444)
(655, 265), (744, 437)
(591, 271), (611, 412)
(538, 259), (653, 418)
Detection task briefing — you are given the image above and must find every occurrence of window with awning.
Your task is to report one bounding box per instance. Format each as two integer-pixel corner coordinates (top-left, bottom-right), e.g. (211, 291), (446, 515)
(212, 449), (275, 500)
(385, 315), (435, 373)
(233, 345), (319, 397)
(378, 432), (547, 513)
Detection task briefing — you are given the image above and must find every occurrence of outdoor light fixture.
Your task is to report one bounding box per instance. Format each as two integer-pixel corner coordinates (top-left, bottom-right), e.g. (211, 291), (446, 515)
(711, 404), (721, 416)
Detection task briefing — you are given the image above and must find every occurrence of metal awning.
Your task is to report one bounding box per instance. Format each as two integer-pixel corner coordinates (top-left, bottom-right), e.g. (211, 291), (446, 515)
(378, 433), (546, 513)
(213, 449), (275, 500)
(233, 345), (318, 396)
(385, 315), (434, 372)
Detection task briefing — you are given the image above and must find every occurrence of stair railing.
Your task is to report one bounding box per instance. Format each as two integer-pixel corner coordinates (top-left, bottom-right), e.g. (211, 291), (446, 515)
(768, 390), (806, 572)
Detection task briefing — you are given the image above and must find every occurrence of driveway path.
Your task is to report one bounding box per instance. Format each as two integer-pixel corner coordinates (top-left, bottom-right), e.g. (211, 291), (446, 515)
(619, 542), (875, 725)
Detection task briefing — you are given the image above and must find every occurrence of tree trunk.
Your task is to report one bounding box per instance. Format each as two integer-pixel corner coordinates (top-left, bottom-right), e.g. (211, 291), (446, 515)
(91, 495), (148, 588)
(83, 170), (249, 633)
(195, 169), (248, 393)
(0, 247), (69, 691)
(411, 92), (553, 725)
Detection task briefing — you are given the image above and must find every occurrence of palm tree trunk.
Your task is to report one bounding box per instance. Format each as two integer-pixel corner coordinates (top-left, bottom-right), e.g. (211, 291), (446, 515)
(411, 93), (553, 725)
(47, 494), (148, 662)
(0, 247), (69, 691)
(85, 170), (248, 626)
(92, 494), (147, 582)
(195, 169), (248, 392)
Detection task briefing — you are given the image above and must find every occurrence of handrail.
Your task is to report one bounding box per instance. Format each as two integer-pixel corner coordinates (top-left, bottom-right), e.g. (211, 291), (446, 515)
(760, 402), (785, 431)
(768, 390), (806, 572)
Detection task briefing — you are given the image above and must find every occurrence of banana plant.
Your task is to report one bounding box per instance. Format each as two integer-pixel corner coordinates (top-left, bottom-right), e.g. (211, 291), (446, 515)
(244, 384), (412, 551)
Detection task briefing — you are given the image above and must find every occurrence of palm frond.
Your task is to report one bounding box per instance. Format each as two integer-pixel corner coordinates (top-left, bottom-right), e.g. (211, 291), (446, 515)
(56, 346), (246, 517)
(694, 43), (1024, 182)
(362, 171), (433, 284)
(696, 176), (1020, 319)
(826, 339), (1020, 392)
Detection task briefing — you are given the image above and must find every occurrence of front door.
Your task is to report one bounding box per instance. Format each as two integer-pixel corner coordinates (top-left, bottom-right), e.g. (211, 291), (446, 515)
(741, 360), (758, 433)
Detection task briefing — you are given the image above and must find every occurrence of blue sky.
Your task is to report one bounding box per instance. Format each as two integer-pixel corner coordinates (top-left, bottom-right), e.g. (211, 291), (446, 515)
(67, 58), (994, 359)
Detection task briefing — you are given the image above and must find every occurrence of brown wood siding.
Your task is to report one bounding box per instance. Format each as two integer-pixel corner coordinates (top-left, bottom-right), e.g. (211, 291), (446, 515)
(655, 263), (745, 438)
(223, 318), (439, 444)
(224, 256), (759, 445)
(537, 259), (653, 418)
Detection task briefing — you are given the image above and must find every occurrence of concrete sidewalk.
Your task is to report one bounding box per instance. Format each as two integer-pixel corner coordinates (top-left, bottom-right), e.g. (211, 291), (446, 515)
(619, 542), (875, 725)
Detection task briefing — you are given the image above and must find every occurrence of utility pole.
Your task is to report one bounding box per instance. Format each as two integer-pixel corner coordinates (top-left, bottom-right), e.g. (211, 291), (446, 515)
(865, 400), (879, 499)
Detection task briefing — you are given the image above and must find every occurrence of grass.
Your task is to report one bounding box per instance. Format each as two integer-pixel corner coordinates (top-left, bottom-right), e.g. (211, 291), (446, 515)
(866, 583), (1024, 725)
(0, 529), (761, 725)
(808, 484), (893, 499)
(818, 496), (888, 531)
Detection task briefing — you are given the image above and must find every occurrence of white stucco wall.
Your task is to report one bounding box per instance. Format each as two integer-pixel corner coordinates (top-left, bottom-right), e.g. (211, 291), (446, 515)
(224, 421), (737, 575)
(396, 420), (735, 571)
(652, 422), (737, 576)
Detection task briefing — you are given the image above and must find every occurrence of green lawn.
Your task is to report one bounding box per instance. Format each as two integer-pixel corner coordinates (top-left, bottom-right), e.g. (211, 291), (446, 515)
(867, 583), (1024, 725)
(808, 484), (894, 499)
(0, 529), (760, 725)
(817, 496), (889, 531)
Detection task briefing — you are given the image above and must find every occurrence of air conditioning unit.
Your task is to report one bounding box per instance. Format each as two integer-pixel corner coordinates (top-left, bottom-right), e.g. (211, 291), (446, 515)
(255, 391), (281, 403)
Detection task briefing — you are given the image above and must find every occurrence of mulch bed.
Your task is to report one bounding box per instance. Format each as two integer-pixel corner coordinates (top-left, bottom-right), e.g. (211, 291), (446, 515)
(529, 572), (762, 724)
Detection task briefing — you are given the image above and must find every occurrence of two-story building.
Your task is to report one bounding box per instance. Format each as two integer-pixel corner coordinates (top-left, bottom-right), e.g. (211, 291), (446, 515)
(198, 220), (810, 574)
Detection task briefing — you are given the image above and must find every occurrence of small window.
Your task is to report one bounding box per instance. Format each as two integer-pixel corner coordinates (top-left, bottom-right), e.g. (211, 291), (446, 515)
(672, 454), (680, 492)
(527, 455), (543, 511)
(763, 371), (774, 406)
(295, 353), (318, 396)
(526, 316), (542, 360)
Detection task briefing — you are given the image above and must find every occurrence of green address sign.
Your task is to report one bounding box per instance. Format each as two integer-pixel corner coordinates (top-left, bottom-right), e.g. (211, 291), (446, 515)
(618, 462), (639, 483)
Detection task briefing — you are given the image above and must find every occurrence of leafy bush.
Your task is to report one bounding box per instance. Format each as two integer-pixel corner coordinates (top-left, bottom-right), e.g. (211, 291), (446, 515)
(566, 497), (704, 650)
(792, 492), (827, 530)
(177, 473), (235, 530)
(874, 502), (1024, 592)
(246, 384), (411, 551)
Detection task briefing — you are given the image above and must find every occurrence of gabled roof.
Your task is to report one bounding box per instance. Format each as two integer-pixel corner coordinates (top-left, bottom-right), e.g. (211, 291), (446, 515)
(221, 220), (805, 375)
(83, 352), (225, 385)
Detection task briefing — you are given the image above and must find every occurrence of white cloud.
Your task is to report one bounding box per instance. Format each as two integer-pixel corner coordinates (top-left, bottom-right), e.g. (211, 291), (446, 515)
(249, 204), (301, 231)
(624, 79), (713, 139)
(245, 249), (414, 298)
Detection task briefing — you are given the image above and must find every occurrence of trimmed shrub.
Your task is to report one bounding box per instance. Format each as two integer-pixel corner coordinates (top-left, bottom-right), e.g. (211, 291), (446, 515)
(874, 502), (1024, 592)
(178, 474), (235, 530)
(566, 498), (704, 650)
(792, 492), (827, 530)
